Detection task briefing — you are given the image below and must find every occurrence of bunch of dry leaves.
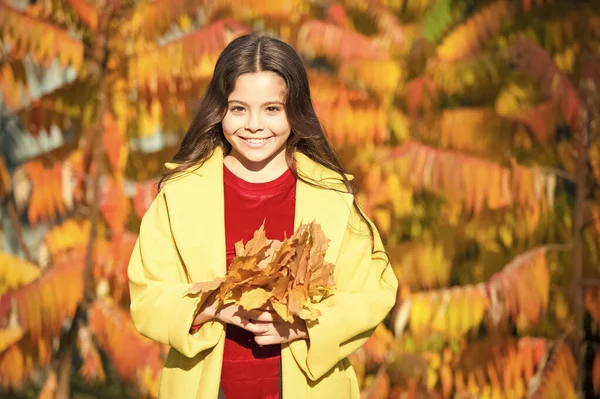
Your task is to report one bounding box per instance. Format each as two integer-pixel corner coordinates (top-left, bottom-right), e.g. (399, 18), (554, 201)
(186, 221), (336, 322)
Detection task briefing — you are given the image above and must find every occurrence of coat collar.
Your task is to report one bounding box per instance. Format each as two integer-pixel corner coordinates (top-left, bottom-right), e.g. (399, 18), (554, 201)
(162, 147), (354, 281)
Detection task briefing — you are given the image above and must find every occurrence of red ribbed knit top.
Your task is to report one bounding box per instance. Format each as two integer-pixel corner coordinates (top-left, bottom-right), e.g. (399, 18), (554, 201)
(220, 163), (296, 399)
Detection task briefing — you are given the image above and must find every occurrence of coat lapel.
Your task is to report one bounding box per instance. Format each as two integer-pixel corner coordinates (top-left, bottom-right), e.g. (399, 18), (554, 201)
(294, 153), (354, 266)
(163, 148), (227, 282)
(162, 149), (355, 283)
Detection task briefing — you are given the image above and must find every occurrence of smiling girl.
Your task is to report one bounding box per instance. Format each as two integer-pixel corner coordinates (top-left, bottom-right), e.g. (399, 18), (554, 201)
(127, 33), (398, 399)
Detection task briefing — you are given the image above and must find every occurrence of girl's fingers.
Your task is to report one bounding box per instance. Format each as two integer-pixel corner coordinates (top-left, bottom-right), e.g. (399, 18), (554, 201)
(247, 310), (276, 322)
(241, 321), (269, 334)
(254, 334), (280, 346)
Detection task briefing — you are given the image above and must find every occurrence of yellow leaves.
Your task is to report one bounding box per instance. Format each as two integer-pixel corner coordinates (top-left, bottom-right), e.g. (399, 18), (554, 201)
(396, 283), (489, 341)
(488, 247), (550, 332)
(0, 4), (83, 69)
(357, 160), (412, 236)
(438, 107), (513, 155)
(0, 327), (24, 354)
(43, 218), (90, 259)
(430, 53), (504, 100)
(187, 222), (335, 322)
(128, 20), (248, 93)
(340, 59), (405, 98)
(388, 241), (450, 292)
(89, 300), (163, 398)
(507, 37), (581, 129)
(436, 1), (515, 62)
(296, 20), (388, 62)
(0, 251), (40, 295)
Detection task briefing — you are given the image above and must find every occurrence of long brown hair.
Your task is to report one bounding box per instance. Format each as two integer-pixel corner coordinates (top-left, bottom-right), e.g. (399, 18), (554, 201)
(158, 33), (383, 254)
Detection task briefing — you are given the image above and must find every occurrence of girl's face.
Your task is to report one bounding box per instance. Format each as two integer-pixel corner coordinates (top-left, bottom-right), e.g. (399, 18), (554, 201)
(222, 71), (291, 172)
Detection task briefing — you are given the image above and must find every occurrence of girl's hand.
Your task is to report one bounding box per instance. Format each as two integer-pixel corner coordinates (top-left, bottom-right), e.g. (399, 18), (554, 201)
(191, 291), (275, 335)
(247, 311), (309, 345)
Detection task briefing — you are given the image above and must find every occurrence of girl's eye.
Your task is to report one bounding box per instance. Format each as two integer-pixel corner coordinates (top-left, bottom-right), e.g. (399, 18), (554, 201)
(231, 106), (245, 112)
(266, 106), (281, 112)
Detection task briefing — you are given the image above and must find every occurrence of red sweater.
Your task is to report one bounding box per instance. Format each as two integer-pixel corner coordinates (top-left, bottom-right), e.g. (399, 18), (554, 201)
(220, 164), (296, 399)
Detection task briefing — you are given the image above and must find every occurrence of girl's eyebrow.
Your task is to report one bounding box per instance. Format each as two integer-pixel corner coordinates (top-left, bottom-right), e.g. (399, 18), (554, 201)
(227, 100), (285, 106)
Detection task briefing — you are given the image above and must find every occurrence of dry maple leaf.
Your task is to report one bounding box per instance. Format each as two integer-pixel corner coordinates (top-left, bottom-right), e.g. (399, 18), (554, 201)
(185, 221), (336, 322)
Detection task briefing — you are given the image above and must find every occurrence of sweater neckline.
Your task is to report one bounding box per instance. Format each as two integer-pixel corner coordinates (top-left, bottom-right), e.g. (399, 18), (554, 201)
(223, 164), (295, 194)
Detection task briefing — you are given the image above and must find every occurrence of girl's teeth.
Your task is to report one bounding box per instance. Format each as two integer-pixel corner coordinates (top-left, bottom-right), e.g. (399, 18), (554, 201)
(245, 138), (268, 144)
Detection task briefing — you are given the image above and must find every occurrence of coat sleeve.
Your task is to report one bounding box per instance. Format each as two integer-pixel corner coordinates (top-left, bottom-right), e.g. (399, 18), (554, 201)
(288, 209), (398, 381)
(128, 189), (222, 358)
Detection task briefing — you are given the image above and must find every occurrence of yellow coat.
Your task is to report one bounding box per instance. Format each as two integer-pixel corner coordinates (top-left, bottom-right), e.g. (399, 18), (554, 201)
(128, 147), (398, 398)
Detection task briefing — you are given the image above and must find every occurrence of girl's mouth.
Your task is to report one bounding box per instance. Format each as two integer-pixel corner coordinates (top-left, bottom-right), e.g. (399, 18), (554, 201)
(240, 137), (273, 148)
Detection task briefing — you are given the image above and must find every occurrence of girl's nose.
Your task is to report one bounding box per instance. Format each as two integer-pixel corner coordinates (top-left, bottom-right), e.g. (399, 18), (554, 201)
(245, 113), (264, 133)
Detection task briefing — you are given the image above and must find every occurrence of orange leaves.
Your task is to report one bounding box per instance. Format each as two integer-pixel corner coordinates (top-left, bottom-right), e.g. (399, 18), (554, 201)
(0, 156), (10, 200)
(89, 299), (163, 398)
(103, 112), (127, 172)
(584, 286), (600, 328)
(66, 0), (98, 30)
(593, 351), (600, 396)
(7, 259), (84, 341)
(296, 20), (388, 62)
(0, 4), (83, 69)
(21, 160), (68, 227)
(128, 0), (198, 39)
(128, 19), (248, 93)
(527, 340), (577, 398)
(384, 142), (555, 223)
(436, 1), (515, 62)
(309, 72), (388, 146)
(507, 37), (581, 129)
(395, 283), (489, 341)
(100, 176), (130, 236)
(0, 251), (41, 295)
(453, 337), (548, 398)
(188, 222), (335, 322)
(0, 254), (84, 390)
(488, 247), (550, 331)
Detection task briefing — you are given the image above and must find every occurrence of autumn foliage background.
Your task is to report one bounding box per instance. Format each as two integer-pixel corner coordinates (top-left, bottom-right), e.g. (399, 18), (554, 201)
(1, 0), (600, 398)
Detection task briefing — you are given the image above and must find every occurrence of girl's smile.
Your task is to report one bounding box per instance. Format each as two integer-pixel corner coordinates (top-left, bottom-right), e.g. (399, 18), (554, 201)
(221, 71), (291, 182)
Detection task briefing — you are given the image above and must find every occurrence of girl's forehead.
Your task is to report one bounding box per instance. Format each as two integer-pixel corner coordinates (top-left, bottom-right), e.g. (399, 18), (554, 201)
(229, 72), (287, 101)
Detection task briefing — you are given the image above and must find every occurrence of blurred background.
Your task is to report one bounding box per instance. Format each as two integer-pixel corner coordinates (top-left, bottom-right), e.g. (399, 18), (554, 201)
(1, 0), (600, 398)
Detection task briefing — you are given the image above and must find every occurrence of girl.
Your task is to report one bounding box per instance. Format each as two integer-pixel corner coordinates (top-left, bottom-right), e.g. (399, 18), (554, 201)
(128, 33), (398, 399)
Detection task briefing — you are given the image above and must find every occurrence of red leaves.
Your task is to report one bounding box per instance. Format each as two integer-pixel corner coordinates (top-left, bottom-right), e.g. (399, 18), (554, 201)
(487, 247), (549, 331)
(297, 20), (388, 62)
(133, 181), (158, 218)
(88, 300), (164, 398)
(188, 222), (335, 322)
(507, 37), (581, 129)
